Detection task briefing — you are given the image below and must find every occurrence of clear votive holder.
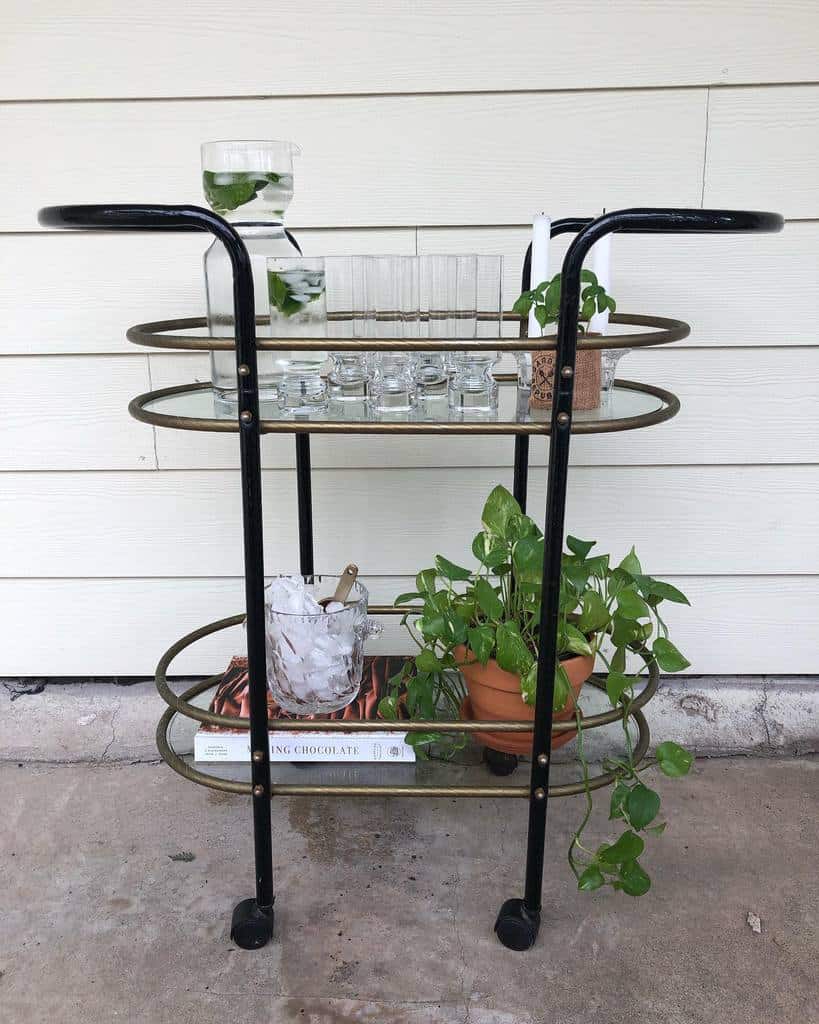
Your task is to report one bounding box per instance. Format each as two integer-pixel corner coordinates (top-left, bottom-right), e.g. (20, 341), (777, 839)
(448, 354), (499, 412)
(515, 352), (532, 392)
(326, 256), (372, 401)
(267, 257), (328, 414)
(371, 354), (418, 412)
(601, 347), (631, 396)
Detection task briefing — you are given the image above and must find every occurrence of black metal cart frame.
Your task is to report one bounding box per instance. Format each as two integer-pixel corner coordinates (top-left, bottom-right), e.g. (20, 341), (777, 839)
(38, 203), (782, 951)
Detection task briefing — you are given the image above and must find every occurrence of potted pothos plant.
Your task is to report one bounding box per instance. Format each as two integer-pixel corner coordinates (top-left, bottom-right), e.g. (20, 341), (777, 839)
(380, 484), (694, 896)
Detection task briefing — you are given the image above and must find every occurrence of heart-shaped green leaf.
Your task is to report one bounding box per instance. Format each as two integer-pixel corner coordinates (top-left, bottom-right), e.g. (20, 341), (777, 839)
(513, 536), (544, 580)
(618, 547), (643, 577)
(416, 569), (437, 594)
(599, 830), (645, 864)
(415, 648), (442, 674)
(606, 670), (635, 706)
(619, 858), (651, 896)
(577, 866), (604, 891)
(626, 783), (661, 829)
(656, 741), (693, 777)
(481, 485), (521, 539)
(474, 577), (504, 621)
(495, 621), (533, 676)
(466, 625), (495, 665)
(616, 587), (650, 620)
(566, 535), (596, 559)
(561, 623), (593, 657)
(609, 781), (629, 820)
(434, 555), (471, 581)
(636, 576), (690, 605)
(512, 293), (534, 317)
(578, 591), (609, 633)
(652, 637), (691, 672)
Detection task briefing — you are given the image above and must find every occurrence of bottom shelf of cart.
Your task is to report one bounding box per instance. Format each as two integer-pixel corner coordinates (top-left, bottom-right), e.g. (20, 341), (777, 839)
(159, 682), (649, 799)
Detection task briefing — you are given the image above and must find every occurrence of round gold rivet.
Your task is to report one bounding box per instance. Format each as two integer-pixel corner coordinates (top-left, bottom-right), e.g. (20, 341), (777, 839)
(534, 787), (547, 801)
(252, 750), (265, 763)
(537, 753), (549, 768)
(240, 411), (252, 423)
(557, 412), (570, 426)
(252, 784), (265, 797)
(560, 366), (573, 378)
(238, 364), (250, 377)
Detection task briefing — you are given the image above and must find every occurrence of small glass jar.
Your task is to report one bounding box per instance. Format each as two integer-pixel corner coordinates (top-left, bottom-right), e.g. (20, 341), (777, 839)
(448, 353), (499, 412)
(371, 354), (418, 412)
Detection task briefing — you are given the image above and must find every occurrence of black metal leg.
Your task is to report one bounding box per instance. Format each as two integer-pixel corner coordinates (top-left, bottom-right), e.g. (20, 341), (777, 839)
(496, 228), (588, 952)
(513, 435), (529, 513)
(295, 433), (315, 578)
(226, 219), (274, 949)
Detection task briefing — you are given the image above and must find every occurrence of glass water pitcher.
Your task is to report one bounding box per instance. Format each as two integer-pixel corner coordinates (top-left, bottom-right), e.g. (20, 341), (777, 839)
(201, 139), (302, 409)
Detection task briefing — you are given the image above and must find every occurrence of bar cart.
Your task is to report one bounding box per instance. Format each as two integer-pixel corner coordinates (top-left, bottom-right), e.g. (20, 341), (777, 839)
(38, 204), (783, 951)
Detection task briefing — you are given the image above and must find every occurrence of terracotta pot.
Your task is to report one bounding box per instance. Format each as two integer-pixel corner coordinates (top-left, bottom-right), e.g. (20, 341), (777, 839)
(453, 644), (594, 755)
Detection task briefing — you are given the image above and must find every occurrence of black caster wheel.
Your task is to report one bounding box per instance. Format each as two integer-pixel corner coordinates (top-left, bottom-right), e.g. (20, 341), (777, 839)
(483, 747), (519, 776)
(494, 898), (541, 951)
(230, 897), (274, 950)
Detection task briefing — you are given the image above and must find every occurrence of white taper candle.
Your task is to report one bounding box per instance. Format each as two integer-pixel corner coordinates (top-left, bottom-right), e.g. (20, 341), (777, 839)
(587, 230), (612, 336)
(528, 213), (551, 337)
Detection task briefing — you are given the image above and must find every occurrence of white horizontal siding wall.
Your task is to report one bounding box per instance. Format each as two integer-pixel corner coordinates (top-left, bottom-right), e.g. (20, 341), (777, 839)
(2, 2), (818, 676)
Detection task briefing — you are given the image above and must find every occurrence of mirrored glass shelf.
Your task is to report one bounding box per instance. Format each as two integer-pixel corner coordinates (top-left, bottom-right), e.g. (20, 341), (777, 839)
(130, 378), (679, 436)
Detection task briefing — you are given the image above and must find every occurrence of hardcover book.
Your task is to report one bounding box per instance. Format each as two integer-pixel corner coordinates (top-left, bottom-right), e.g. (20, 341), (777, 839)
(194, 654), (415, 763)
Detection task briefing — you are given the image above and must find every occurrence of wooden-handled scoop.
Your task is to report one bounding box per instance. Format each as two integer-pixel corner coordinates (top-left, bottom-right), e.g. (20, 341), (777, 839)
(318, 564), (359, 610)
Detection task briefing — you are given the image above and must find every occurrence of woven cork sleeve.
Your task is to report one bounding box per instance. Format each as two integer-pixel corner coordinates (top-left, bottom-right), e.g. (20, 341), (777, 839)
(530, 349), (601, 410)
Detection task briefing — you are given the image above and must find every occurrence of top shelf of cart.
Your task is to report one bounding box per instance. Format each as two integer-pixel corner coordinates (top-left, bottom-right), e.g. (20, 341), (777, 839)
(126, 312), (689, 353)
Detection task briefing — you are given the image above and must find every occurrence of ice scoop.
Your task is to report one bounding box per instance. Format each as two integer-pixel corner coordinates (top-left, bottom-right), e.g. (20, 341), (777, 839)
(318, 564), (359, 610)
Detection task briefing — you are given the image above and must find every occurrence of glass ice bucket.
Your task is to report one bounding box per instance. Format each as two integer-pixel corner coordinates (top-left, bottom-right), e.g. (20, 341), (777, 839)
(264, 576), (381, 715)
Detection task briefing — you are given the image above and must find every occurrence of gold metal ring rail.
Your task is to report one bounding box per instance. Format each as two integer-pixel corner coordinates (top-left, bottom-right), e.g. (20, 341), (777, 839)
(155, 675), (650, 799)
(126, 312), (690, 352)
(129, 378), (680, 437)
(155, 612), (658, 732)
(154, 613), (656, 798)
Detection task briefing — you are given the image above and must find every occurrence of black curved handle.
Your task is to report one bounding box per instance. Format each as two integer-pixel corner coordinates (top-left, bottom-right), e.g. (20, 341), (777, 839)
(38, 203), (222, 233)
(554, 207), (783, 373)
(521, 207), (783, 293)
(38, 203), (256, 369)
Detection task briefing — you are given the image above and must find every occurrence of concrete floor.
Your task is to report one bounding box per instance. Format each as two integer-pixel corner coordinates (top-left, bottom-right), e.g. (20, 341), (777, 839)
(1, 758), (816, 1024)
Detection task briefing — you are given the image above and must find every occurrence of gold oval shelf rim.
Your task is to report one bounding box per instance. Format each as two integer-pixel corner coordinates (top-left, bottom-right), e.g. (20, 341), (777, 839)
(129, 378), (680, 436)
(126, 312), (690, 353)
(155, 675), (650, 800)
(155, 613), (658, 734)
